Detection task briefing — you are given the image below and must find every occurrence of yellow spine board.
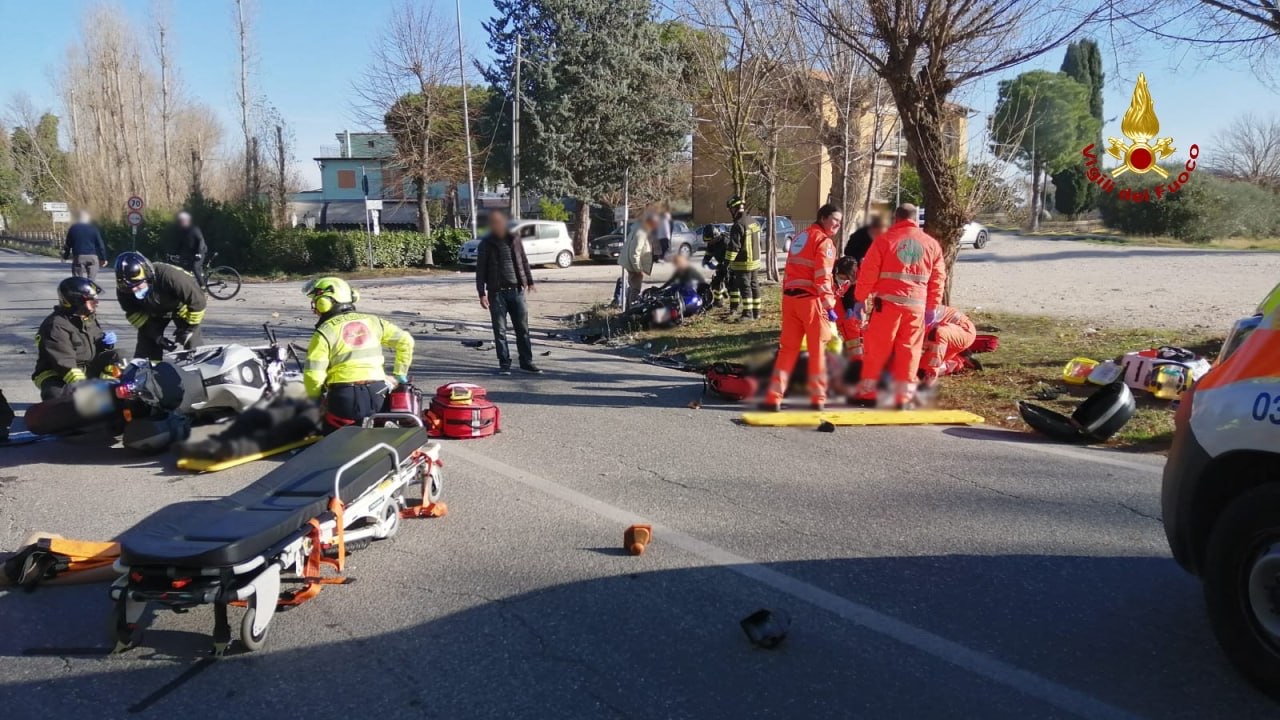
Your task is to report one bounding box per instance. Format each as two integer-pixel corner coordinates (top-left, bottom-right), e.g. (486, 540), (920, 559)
(740, 409), (985, 427)
(177, 436), (321, 473)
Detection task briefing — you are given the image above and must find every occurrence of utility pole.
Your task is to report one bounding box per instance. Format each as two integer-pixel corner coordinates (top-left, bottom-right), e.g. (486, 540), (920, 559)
(456, 0), (478, 239)
(512, 35), (521, 220)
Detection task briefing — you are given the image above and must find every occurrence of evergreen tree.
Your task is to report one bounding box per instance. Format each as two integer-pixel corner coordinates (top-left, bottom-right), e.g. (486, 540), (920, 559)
(1053, 40), (1104, 217)
(483, 0), (689, 255)
(0, 131), (19, 214)
(10, 114), (68, 202)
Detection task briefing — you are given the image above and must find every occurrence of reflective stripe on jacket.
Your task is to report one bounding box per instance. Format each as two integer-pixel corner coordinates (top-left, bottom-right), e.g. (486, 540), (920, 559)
(116, 263), (207, 328)
(304, 312), (414, 399)
(783, 223), (837, 311)
(854, 219), (946, 311)
(726, 218), (762, 272)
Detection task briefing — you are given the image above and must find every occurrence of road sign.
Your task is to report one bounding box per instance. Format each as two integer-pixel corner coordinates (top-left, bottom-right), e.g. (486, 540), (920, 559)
(42, 201), (68, 212)
(126, 196), (145, 212)
(51, 210), (72, 223)
(127, 211), (144, 227)
(364, 199), (383, 211)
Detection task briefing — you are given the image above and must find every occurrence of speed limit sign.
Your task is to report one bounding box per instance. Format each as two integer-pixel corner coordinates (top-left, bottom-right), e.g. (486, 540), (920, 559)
(126, 196), (145, 212)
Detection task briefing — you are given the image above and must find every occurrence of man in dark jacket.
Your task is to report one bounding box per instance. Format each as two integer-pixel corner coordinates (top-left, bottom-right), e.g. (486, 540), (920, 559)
(168, 211), (208, 287)
(843, 215), (885, 263)
(33, 277), (120, 400)
(475, 210), (540, 375)
(62, 211), (108, 280)
(115, 251), (207, 361)
(701, 224), (729, 307)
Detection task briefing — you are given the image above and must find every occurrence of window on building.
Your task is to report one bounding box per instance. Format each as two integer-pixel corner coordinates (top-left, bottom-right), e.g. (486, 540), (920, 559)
(337, 170), (356, 189)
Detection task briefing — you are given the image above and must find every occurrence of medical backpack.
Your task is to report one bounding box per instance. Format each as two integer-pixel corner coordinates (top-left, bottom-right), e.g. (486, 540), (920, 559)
(704, 363), (759, 402)
(425, 382), (500, 439)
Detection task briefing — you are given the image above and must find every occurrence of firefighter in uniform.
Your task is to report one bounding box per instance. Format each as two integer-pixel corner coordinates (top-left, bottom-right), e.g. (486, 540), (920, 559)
(724, 196), (763, 320)
(763, 203), (843, 411)
(303, 277), (415, 432)
(852, 204), (947, 408)
(701, 223), (729, 308)
(33, 277), (121, 400)
(115, 251), (206, 361)
(919, 305), (978, 387)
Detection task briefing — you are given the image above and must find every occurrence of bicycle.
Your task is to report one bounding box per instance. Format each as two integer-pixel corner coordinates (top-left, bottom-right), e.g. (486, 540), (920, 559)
(169, 252), (242, 300)
(201, 252), (243, 300)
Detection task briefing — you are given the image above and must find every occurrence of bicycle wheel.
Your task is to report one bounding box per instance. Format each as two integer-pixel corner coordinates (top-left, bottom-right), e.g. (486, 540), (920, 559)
(205, 266), (242, 300)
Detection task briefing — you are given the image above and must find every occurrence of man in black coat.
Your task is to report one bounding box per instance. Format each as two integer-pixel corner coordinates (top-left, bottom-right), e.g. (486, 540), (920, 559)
(168, 211), (209, 287)
(475, 210), (540, 375)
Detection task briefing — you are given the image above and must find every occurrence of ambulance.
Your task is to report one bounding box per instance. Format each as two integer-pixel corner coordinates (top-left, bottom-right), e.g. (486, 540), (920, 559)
(1162, 282), (1280, 696)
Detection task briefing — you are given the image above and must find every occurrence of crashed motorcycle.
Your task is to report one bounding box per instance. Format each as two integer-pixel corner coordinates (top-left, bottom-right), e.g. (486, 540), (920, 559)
(25, 325), (299, 452)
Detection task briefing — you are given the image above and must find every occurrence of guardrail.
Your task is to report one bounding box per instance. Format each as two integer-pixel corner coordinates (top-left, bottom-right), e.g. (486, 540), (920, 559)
(0, 230), (60, 247)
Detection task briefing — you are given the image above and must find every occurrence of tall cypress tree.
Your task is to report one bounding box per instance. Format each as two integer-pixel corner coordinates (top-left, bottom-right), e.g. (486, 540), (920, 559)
(1053, 40), (1104, 218)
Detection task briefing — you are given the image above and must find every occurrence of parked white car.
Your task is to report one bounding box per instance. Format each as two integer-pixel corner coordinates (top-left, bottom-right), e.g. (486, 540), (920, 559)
(458, 221), (575, 268)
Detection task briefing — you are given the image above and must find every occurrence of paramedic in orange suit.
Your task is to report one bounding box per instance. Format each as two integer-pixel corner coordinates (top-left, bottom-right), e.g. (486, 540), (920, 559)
(852, 204), (947, 407)
(763, 203), (843, 411)
(920, 305), (977, 386)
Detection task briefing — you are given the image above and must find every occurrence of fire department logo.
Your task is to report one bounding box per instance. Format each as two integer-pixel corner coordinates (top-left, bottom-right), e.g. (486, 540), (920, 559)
(1107, 73), (1175, 178)
(342, 321), (372, 347)
(896, 238), (924, 266)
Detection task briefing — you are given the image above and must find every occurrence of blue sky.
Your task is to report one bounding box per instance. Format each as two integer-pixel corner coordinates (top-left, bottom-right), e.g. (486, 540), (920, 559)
(0, 0), (1271, 189)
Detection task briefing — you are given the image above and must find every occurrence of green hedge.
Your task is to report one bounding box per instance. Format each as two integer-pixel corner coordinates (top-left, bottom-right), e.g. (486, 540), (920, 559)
(96, 199), (471, 275)
(1099, 169), (1280, 243)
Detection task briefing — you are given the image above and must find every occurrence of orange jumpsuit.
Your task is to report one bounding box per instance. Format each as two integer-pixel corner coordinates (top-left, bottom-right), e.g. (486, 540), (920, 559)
(835, 278), (865, 364)
(853, 218), (946, 404)
(766, 223), (837, 406)
(920, 305), (977, 383)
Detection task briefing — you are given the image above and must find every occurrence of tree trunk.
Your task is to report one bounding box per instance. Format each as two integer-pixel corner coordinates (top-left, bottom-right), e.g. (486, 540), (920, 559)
(572, 199), (590, 258)
(417, 178), (434, 266)
(1029, 160), (1042, 232)
(894, 98), (963, 303)
(765, 139), (781, 282)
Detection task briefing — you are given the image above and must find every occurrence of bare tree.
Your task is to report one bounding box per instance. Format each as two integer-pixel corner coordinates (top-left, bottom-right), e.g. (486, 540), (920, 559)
(234, 0), (255, 201)
(1214, 112), (1280, 187)
(152, 0), (177, 206)
(794, 0), (1099, 298)
(353, 0), (465, 264)
(1112, 2), (1280, 80)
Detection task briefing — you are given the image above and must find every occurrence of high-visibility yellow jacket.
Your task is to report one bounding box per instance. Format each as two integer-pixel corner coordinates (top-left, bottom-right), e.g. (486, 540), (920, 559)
(725, 216), (763, 272)
(304, 312), (414, 399)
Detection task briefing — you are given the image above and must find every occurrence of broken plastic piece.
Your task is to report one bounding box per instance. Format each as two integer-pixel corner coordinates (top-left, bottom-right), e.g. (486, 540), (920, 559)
(740, 609), (790, 649)
(624, 524), (652, 556)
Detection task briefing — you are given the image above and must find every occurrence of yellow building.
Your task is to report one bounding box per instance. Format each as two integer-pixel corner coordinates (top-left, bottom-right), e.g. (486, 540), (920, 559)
(692, 91), (970, 229)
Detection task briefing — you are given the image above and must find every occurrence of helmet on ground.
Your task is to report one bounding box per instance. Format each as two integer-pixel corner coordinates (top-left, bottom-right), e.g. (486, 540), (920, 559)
(58, 277), (103, 315)
(726, 196), (746, 211)
(115, 252), (155, 299)
(304, 276), (359, 315)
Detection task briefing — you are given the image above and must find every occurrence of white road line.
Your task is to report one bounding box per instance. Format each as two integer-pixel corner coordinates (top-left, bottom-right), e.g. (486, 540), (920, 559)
(447, 444), (1142, 720)
(928, 426), (1165, 475)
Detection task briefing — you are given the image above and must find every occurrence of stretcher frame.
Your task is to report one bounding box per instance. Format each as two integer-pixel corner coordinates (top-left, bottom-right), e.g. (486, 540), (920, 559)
(110, 418), (443, 656)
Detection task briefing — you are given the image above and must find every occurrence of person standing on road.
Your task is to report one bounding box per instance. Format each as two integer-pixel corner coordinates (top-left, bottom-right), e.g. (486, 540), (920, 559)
(762, 203), (842, 412)
(62, 211), (108, 280)
(302, 276), (414, 432)
(167, 211), (208, 288)
(654, 210), (672, 263)
(115, 251), (207, 361)
(620, 211), (656, 310)
(851, 204), (946, 408)
(32, 277), (120, 400)
(725, 196), (763, 321)
(476, 210), (541, 375)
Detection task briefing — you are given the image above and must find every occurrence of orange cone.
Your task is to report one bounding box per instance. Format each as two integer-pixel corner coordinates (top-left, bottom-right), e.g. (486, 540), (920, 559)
(624, 524), (652, 556)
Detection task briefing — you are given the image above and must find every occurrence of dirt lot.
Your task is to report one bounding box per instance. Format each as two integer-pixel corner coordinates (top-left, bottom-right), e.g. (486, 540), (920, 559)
(333, 234), (1279, 333)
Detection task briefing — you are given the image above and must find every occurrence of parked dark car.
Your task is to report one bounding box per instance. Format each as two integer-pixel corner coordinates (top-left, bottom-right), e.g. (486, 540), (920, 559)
(753, 215), (797, 252)
(588, 219), (704, 261)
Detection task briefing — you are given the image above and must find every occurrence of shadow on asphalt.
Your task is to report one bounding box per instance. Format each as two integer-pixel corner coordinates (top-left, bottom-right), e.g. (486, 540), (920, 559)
(955, 246), (1261, 264)
(0, 551), (1268, 717)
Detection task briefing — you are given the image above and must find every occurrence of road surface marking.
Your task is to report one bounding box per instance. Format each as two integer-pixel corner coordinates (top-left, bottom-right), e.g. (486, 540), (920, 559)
(448, 444), (1141, 720)
(929, 426), (1164, 475)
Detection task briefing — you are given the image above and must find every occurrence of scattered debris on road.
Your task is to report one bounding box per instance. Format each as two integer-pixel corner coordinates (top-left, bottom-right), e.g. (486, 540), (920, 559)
(740, 609), (790, 649)
(624, 524), (652, 556)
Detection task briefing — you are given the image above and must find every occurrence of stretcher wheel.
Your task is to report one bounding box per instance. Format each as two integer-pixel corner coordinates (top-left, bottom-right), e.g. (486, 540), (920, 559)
(427, 467), (443, 503)
(240, 603), (269, 652)
(381, 500), (401, 540)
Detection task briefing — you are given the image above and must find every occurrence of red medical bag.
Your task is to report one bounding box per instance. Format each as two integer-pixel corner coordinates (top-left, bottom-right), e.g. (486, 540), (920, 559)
(704, 363), (759, 402)
(968, 334), (1000, 354)
(425, 382), (500, 439)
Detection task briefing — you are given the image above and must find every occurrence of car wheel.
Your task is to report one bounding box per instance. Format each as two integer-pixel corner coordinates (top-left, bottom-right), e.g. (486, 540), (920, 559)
(555, 250), (573, 269)
(677, 243), (692, 258)
(1203, 483), (1280, 699)
(974, 231), (989, 249)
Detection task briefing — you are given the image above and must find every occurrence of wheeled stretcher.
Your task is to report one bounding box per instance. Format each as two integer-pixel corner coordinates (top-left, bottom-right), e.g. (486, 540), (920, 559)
(109, 423), (444, 655)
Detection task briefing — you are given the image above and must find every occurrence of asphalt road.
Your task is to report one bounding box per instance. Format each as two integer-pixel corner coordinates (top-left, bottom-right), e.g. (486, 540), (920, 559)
(0, 248), (1272, 719)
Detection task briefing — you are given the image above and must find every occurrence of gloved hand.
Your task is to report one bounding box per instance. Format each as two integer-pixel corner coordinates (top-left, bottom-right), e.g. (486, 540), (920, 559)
(852, 302), (865, 320)
(924, 308), (938, 327)
(394, 374), (409, 385)
(157, 336), (179, 352)
(826, 309), (839, 323)
(101, 331), (117, 348)
(173, 329), (193, 347)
